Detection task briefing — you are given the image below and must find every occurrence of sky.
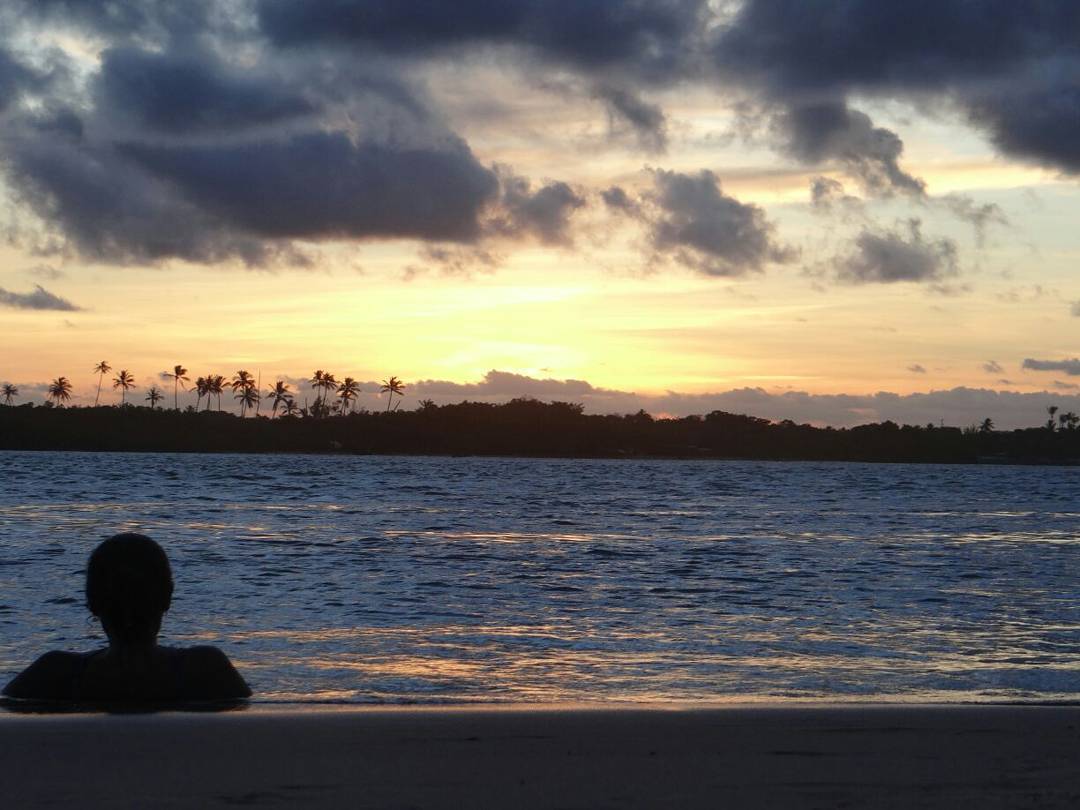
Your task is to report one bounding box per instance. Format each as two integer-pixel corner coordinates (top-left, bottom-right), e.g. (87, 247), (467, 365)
(0, 0), (1078, 428)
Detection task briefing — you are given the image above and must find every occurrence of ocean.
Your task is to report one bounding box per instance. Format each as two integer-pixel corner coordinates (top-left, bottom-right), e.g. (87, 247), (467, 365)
(0, 451), (1077, 704)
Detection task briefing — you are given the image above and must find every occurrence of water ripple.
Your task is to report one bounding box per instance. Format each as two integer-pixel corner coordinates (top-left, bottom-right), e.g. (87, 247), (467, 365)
(0, 451), (1078, 703)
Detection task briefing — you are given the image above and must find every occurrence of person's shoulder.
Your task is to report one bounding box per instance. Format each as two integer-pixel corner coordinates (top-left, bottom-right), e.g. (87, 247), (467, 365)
(179, 645), (232, 665)
(2, 650), (92, 699)
(175, 645), (252, 699)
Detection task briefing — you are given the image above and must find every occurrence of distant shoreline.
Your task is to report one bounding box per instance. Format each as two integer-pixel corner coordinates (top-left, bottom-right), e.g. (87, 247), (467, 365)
(2, 448), (1079, 468)
(2, 400), (1078, 465)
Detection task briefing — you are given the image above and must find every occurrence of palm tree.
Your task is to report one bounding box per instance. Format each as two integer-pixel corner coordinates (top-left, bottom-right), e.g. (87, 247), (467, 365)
(145, 386), (164, 409)
(978, 417), (994, 434)
(281, 399), (300, 418)
(235, 384), (260, 416)
(336, 377), (360, 413)
(231, 370), (255, 416)
(320, 372), (338, 414)
(267, 381), (293, 418)
(210, 374), (226, 411)
(2, 383), (17, 405)
(92, 361), (111, 406)
(165, 365), (189, 410)
(1047, 405), (1059, 431)
(381, 376), (405, 412)
(48, 376), (73, 407)
(112, 369), (135, 406)
(309, 370), (325, 411)
(193, 376), (207, 411)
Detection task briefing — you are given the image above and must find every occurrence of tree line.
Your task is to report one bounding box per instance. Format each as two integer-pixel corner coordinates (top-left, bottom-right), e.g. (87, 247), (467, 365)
(1, 393), (1078, 464)
(2, 362), (405, 418)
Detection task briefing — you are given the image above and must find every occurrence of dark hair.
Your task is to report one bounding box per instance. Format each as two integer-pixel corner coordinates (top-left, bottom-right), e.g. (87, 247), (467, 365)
(86, 534), (174, 640)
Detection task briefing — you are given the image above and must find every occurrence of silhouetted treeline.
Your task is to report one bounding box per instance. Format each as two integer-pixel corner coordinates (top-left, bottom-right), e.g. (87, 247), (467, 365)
(1, 399), (1079, 464)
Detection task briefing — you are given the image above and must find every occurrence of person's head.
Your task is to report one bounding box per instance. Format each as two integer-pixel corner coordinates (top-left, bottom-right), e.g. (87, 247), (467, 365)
(86, 533), (173, 646)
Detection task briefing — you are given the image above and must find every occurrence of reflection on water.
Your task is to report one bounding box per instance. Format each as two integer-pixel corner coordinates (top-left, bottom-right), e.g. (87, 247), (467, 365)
(0, 451), (1078, 703)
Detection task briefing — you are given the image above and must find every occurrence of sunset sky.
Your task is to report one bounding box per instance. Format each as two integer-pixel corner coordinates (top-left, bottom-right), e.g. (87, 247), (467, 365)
(1, 1), (1078, 427)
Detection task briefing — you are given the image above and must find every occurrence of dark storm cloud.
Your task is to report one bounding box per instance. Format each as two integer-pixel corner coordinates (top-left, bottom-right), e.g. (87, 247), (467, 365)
(836, 220), (957, 285)
(97, 46), (316, 133)
(1022, 358), (1080, 377)
(123, 133), (499, 242)
(0, 284), (80, 311)
(712, 0), (1080, 176)
(777, 101), (924, 196)
(596, 85), (668, 152)
(713, 0), (1078, 99)
(488, 170), (586, 246)
(19, 0), (217, 43)
(645, 169), (794, 277)
(2, 124), (278, 265)
(257, 0), (708, 81)
(969, 81), (1080, 174)
(0, 46), (34, 113)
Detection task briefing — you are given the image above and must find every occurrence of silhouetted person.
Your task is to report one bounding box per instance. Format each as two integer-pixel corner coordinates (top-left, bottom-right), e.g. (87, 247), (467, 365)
(3, 533), (250, 703)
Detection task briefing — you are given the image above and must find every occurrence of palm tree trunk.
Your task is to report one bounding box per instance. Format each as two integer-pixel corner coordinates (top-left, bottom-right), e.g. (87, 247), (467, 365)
(174, 378), (179, 410)
(95, 374), (103, 407)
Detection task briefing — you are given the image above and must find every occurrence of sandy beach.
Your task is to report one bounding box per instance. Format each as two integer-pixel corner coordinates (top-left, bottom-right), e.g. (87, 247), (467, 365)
(2, 704), (1078, 808)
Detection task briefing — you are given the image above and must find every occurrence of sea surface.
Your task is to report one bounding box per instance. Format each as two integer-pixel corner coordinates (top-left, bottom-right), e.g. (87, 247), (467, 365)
(0, 451), (1078, 704)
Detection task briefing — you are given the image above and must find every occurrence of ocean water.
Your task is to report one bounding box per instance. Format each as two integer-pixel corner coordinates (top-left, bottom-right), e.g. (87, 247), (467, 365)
(0, 451), (1077, 704)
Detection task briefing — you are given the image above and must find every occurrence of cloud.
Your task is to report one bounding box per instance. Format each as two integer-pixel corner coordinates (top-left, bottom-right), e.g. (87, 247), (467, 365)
(1071, 301), (1080, 317)
(907, 364), (926, 374)
(0, 284), (81, 311)
(836, 219), (958, 284)
(1022, 358), (1080, 377)
(596, 85), (668, 152)
(97, 45), (316, 134)
(257, 0), (708, 81)
(2, 122), (287, 265)
(408, 244), (501, 279)
(410, 370), (1080, 430)
(936, 194), (1008, 246)
(0, 45), (35, 113)
(601, 185), (641, 215)
(18, 0), (216, 43)
(808, 176), (864, 216)
(488, 169), (586, 246)
(776, 101), (924, 196)
(983, 360), (1004, 374)
(1052, 380), (1079, 391)
(25, 264), (65, 281)
(712, 0), (1080, 176)
(969, 79), (1080, 175)
(414, 369), (621, 398)
(643, 169), (795, 276)
(2, 107), (499, 265)
(124, 133), (499, 243)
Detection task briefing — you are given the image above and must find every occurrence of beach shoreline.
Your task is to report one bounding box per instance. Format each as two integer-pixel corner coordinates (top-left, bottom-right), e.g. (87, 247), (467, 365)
(3, 703), (1078, 808)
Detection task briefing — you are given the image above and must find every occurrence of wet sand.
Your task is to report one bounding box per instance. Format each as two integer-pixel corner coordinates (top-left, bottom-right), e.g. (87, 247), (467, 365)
(2, 704), (1079, 808)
